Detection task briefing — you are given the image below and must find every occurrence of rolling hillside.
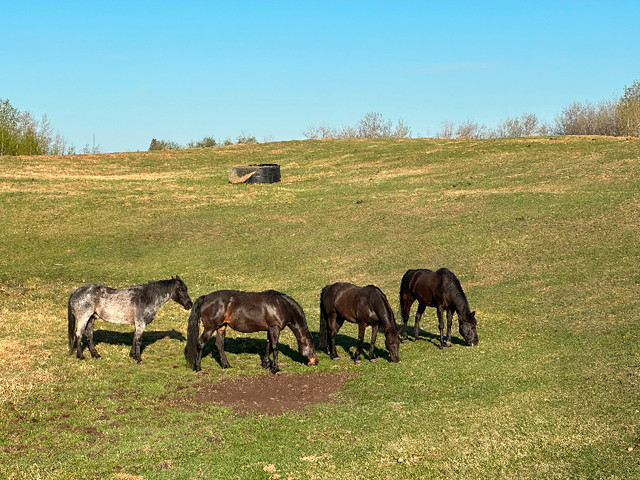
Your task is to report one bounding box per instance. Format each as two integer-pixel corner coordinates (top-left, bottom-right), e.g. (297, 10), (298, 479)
(0, 136), (639, 479)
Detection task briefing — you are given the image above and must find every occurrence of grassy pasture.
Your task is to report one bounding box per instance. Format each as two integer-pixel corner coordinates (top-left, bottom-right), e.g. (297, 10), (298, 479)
(0, 136), (639, 479)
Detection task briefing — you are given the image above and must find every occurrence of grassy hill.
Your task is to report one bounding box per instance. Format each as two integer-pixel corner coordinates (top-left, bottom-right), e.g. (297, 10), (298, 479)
(1, 136), (639, 479)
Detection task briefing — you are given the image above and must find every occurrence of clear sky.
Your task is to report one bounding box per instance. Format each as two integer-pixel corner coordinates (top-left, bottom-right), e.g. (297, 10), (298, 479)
(2, 1), (639, 153)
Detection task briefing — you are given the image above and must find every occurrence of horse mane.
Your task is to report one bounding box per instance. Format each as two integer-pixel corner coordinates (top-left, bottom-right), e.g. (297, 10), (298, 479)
(137, 279), (175, 303)
(437, 269), (470, 318)
(366, 285), (396, 329)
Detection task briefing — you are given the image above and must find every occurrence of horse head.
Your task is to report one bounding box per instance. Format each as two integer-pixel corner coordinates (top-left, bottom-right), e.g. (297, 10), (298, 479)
(298, 330), (319, 366)
(171, 276), (193, 310)
(459, 311), (478, 346)
(385, 328), (400, 362)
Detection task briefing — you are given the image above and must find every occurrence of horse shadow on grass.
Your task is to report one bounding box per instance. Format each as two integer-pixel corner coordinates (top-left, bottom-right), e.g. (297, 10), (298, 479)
(201, 336), (308, 368)
(91, 329), (186, 355)
(406, 327), (467, 348)
(312, 331), (398, 363)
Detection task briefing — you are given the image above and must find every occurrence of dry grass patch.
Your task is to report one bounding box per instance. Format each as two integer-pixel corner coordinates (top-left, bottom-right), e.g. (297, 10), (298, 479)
(0, 338), (59, 404)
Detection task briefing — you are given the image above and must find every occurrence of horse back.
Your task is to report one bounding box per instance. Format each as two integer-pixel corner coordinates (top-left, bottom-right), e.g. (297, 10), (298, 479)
(404, 269), (440, 307)
(69, 284), (137, 325)
(322, 282), (360, 322)
(200, 289), (292, 333)
(323, 282), (388, 326)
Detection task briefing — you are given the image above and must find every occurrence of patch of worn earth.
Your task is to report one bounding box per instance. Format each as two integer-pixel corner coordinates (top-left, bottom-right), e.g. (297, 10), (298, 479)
(164, 372), (357, 415)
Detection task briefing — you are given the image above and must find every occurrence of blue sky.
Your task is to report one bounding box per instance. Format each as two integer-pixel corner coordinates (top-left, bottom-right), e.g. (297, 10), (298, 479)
(2, 1), (639, 153)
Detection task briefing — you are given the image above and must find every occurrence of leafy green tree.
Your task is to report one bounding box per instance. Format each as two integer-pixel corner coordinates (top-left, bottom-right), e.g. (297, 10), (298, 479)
(0, 99), (72, 155)
(0, 99), (20, 156)
(616, 80), (640, 137)
(149, 138), (182, 150)
(187, 136), (217, 148)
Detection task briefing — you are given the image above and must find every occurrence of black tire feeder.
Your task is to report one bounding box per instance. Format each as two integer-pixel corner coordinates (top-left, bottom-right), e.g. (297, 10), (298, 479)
(229, 164), (281, 184)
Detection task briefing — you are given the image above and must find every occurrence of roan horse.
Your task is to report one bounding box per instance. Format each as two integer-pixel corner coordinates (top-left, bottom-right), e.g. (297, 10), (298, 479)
(68, 276), (193, 363)
(399, 268), (478, 347)
(185, 289), (318, 373)
(319, 282), (400, 363)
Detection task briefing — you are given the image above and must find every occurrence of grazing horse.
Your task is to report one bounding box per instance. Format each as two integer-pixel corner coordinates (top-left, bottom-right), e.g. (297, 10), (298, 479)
(319, 282), (400, 363)
(68, 276), (193, 363)
(185, 289), (318, 373)
(399, 268), (478, 347)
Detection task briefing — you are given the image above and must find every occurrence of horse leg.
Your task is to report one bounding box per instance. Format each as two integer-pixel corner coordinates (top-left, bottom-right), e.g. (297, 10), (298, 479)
(129, 321), (146, 363)
(445, 309), (454, 347)
(74, 315), (91, 360)
(354, 322), (366, 364)
(85, 314), (101, 359)
(194, 328), (215, 372)
(261, 331), (272, 370)
(437, 306), (446, 349)
(328, 313), (341, 360)
(267, 326), (280, 374)
(414, 302), (426, 341)
(368, 324), (379, 362)
(214, 326), (231, 369)
(400, 293), (414, 342)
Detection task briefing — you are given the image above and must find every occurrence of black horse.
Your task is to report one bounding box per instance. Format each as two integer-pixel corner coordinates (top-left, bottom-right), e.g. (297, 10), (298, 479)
(68, 276), (193, 363)
(319, 282), (400, 363)
(399, 268), (478, 347)
(185, 289), (318, 373)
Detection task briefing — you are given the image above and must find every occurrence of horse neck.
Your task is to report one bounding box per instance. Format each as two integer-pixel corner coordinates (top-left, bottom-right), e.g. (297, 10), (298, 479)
(144, 280), (174, 311)
(287, 314), (310, 341)
(372, 289), (396, 336)
(453, 293), (471, 321)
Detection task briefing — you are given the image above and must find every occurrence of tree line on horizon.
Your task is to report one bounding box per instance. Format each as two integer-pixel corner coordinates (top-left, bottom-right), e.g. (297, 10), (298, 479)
(2, 80), (639, 156)
(304, 80), (640, 141)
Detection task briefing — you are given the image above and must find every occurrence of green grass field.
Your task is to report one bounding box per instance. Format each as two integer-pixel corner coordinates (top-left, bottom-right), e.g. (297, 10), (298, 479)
(1, 136), (639, 479)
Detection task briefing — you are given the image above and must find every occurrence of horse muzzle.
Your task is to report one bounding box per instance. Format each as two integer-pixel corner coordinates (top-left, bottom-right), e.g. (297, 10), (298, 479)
(184, 300), (193, 310)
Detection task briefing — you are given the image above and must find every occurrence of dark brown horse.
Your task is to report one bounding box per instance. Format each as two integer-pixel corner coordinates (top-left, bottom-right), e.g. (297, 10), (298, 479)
(399, 268), (478, 347)
(319, 282), (400, 363)
(68, 276), (193, 363)
(185, 289), (318, 373)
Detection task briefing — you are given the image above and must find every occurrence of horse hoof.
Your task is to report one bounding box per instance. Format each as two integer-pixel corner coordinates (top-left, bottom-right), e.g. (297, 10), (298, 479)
(270, 367), (281, 374)
(354, 359), (362, 365)
(369, 358), (378, 363)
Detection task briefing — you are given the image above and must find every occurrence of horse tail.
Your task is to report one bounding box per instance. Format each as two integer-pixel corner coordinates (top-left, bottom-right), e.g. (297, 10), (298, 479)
(318, 286), (329, 349)
(185, 295), (204, 368)
(67, 296), (77, 355)
(399, 270), (412, 323)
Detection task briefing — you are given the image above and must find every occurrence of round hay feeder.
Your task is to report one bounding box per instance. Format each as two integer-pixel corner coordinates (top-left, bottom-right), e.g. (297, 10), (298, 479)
(229, 164), (281, 184)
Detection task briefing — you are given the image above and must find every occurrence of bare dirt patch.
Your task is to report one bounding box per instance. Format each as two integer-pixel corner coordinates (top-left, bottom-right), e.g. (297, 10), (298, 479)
(164, 372), (356, 415)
